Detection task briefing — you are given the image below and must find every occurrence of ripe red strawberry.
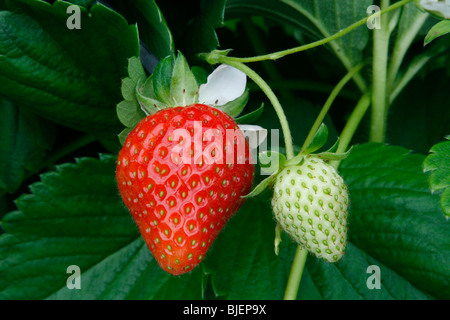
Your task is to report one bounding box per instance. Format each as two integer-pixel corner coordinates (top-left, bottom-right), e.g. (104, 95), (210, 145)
(116, 104), (254, 275)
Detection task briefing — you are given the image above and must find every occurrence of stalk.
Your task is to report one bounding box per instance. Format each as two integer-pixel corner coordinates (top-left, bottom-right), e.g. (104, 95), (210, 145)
(214, 59), (295, 160)
(370, 0), (391, 142)
(214, 0), (413, 64)
(283, 247), (308, 300)
(300, 62), (365, 153)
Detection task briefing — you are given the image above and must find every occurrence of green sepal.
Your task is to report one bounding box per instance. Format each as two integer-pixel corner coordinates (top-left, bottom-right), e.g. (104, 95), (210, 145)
(138, 52), (202, 110)
(235, 103), (264, 124)
(128, 56), (147, 84)
(119, 57), (146, 102)
(424, 20), (450, 46)
(170, 51), (199, 106)
(325, 137), (340, 153)
(217, 88), (249, 118)
(284, 153), (305, 167)
(152, 55), (175, 106)
(311, 146), (353, 161)
(116, 56), (148, 143)
(116, 52), (205, 145)
(241, 174), (276, 198)
(136, 80), (168, 114)
(141, 74), (156, 97)
(301, 123), (328, 154)
(200, 48), (233, 65)
(259, 150), (287, 175)
(116, 51), (252, 145)
(121, 77), (137, 101)
(118, 127), (134, 146)
(116, 100), (146, 129)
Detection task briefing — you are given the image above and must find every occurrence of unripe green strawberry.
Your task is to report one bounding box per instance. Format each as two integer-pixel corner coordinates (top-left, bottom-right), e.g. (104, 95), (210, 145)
(271, 157), (349, 262)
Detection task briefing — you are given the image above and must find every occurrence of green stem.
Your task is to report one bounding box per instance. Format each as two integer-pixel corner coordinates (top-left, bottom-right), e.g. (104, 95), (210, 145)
(214, 59), (295, 160)
(338, 93), (372, 154)
(283, 246), (308, 300)
(387, 12), (428, 91)
(370, 0), (391, 143)
(205, 0), (413, 65)
(300, 62), (366, 153)
(330, 93), (372, 169)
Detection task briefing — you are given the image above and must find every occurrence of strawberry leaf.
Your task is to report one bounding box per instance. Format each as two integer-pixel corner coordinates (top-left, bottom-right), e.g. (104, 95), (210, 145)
(339, 143), (450, 299)
(178, 0), (227, 58)
(203, 198), (297, 299)
(0, 155), (203, 299)
(106, 0), (174, 60)
(64, 0), (96, 7)
(387, 71), (450, 154)
(423, 136), (450, 216)
(0, 99), (55, 197)
(0, 0), (139, 135)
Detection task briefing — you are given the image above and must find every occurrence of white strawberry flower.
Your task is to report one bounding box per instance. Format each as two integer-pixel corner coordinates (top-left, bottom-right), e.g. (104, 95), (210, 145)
(419, 0), (450, 19)
(198, 64), (267, 146)
(199, 64), (247, 106)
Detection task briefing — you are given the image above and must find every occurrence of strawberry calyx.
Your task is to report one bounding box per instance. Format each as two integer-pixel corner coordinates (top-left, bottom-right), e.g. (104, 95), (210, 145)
(245, 123), (351, 199)
(117, 52), (255, 145)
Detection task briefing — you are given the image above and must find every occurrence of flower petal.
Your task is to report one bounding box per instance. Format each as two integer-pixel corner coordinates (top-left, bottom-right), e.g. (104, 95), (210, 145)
(420, 0), (450, 19)
(198, 64), (247, 106)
